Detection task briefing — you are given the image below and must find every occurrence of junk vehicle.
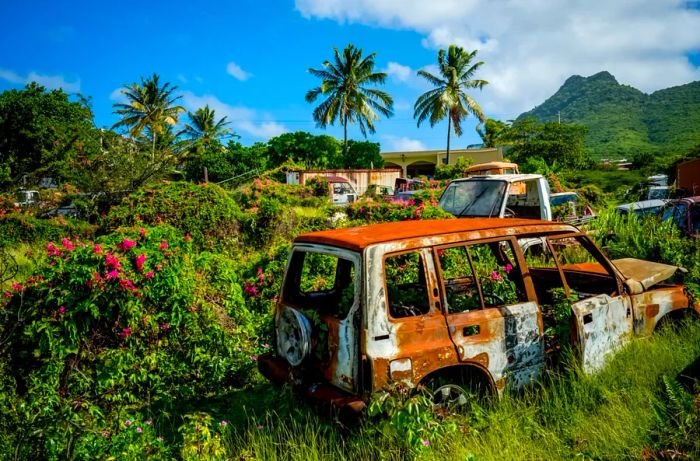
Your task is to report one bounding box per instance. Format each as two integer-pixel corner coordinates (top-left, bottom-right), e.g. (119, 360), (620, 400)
(439, 174), (552, 220)
(463, 161), (519, 176)
(286, 168), (402, 196)
(14, 190), (40, 208)
(661, 196), (700, 238)
(393, 177), (427, 202)
(616, 199), (669, 217)
(258, 218), (698, 414)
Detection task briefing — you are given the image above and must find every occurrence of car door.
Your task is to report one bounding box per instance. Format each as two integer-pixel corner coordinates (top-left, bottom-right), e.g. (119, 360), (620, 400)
(545, 234), (633, 373)
(435, 237), (544, 391)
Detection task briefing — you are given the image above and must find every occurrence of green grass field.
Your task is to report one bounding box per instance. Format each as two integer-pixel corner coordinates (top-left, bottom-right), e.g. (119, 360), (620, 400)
(224, 321), (700, 460)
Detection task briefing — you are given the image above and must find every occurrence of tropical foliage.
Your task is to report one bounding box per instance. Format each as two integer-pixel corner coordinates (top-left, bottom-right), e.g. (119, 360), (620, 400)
(414, 45), (487, 163)
(306, 44), (394, 156)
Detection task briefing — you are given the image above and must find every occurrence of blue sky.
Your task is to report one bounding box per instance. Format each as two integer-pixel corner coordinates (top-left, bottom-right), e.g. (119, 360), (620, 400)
(2, 0), (700, 151)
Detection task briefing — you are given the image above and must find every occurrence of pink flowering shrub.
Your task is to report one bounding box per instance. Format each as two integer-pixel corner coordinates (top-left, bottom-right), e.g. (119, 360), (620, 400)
(0, 225), (256, 458)
(345, 197), (453, 224)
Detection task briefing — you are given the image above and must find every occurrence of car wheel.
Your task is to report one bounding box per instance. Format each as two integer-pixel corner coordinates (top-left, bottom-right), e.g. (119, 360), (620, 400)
(431, 382), (470, 412)
(276, 306), (312, 366)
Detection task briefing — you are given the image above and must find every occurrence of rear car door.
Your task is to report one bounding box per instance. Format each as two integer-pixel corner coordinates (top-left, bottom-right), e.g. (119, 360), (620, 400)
(435, 237), (544, 391)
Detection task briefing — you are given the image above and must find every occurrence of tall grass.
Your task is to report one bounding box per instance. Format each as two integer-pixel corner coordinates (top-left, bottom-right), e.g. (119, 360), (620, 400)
(225, 322), (700, 460)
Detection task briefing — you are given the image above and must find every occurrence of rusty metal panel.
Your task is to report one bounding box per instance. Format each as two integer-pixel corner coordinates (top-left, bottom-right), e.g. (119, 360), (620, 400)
(630, 285), (690, 336)
(572, 294), (633, 373)
(677, 158), (700, 195)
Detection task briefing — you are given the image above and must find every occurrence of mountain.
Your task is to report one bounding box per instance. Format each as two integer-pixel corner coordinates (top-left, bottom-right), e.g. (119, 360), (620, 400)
(518, 71), (700, 158)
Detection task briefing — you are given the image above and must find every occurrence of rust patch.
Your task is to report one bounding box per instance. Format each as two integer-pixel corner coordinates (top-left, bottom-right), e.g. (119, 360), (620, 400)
(466, 352), (489, 368)
(646, 304), (660, 318)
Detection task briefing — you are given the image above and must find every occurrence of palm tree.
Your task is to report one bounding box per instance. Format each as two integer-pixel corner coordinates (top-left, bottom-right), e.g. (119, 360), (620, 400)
(414, 46), (488, 164)
(112, 73), (185, 160)
(181, 105), (235, 156)
(306, 44), (393, 157)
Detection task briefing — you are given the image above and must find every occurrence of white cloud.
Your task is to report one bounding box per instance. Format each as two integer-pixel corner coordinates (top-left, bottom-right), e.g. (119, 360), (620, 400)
(0, 68), (81, 92)
(109, 87), (126, 102)
(384, 61), (412, 82)
(226, 61), (253, 81)
(383, 135), (427, 152)
(295, 0), (700, 117)
(181, 91), (287, 139)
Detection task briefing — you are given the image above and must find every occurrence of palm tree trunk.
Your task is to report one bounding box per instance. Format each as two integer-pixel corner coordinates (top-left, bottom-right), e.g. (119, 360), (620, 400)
(446, 116), (452, 165)
(343, 114), (348, 160)
(152, 131), (157, 162)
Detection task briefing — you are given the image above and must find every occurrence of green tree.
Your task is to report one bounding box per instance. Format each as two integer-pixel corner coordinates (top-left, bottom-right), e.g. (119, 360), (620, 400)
(503, 117), (590, 169)
(414, 46), (488, 164)
(0, 83), (97, 188)
(306, 44), (394, 158)
(344, 140), (383, 169)
(477, 118), (509, 147)
(112, 73), (185, 160)
(181, 105), (235, 157)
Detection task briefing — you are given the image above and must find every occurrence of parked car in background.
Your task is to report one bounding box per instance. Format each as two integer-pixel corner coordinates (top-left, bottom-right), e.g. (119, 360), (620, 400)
(661, 196), (700, 238)
(326, 176), (357, 205)
(14, 190), (40, 208)
(394, 178), (426, 201)
(439, 174), (552, 220)
(258, 218), (697, 415)
(364, 184), (394, 198)
(615, 199), (668, 216)
(463, 161), (519, 176)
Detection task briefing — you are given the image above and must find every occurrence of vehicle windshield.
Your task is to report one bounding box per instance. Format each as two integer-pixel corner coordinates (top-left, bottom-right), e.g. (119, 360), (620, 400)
(550, 193), (578, 207)
(439, 180), (508, 217)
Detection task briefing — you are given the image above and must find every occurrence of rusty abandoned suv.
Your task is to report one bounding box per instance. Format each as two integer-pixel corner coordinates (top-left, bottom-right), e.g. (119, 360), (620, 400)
(258, 218), (699, 414)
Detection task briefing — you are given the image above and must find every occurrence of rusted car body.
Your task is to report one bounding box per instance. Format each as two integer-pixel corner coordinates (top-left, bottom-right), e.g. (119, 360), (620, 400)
(661, 196), (700, 238)
(258, 219), (698, 414)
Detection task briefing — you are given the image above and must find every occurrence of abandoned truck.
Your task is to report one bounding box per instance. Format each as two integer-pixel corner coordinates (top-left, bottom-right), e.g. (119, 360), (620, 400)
(258, 218), (698, 414)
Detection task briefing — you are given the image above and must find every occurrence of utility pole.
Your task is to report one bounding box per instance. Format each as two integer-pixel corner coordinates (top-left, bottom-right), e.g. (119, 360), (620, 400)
(558, 111), (561, 124)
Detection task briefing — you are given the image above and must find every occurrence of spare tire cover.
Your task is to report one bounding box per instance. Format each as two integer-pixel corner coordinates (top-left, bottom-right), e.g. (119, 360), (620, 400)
(276, 306), (312, 366)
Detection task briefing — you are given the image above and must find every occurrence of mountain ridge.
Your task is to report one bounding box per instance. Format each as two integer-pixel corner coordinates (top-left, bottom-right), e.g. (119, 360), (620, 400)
(517, 72), (700, 158)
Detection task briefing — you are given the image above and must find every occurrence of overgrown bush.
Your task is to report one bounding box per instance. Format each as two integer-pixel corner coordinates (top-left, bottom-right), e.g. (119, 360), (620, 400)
(103, 181), (242, 251)
(0, 213), (96, 248)
(345, 197), (453, 224)
(0, 225), (260, 458)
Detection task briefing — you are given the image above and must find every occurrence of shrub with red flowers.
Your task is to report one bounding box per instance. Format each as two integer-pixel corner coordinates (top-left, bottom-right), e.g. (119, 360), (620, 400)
(345, 197), (453, 224)
(0, 225), (257, 459)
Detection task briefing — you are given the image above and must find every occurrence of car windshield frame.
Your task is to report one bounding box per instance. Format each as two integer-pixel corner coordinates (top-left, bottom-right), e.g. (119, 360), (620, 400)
(439, 179), (508, 217)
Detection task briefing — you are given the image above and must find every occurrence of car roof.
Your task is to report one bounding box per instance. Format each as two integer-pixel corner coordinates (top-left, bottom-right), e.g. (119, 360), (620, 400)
(464, 161), (518, 172)
(666, 196), (700, 205)
(617, 199), (668, 211)
(449, 174), (544, 183)
(295, 218), (577, 251)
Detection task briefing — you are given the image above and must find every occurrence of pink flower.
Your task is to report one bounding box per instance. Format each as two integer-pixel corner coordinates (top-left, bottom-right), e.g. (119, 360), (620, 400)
(491, 271), (503, 281)
(119, 279), (135, 291)
(257, 267), (265, 282)
(251, 355), (258, 362)
(135, 253), (146, 272)
(155, 264), (163, 272)
(102, 431), (109, 438)
(220, 420), (228, 427)
(160, 323), (169, 330)
(124, 420), (132, 427)
(106, 269), (119, 280)
(145, 271), (155, 280)
(61, 238), (75, 251)
(11, 282), (22, 292)
(139, 227), (147, 237)
(184, 233), (191, 242)
(145, 419), (152, 425)
(118, 327), (132, 340)
(263, 342), (270, 349)
(58, 306), (66, 315)
(422, 440), (430, 447)
(118, 238), (136, 252)
(190, 306), (197, 313)
(3, 291), (11, 298)
(505, 263), (513, 274)
(93, 244), (103, 255)
(159, 240), (168, 251)
(46, 242), (62, 257)
(105, 253), (121, 270)
(136, 427), (142, 433)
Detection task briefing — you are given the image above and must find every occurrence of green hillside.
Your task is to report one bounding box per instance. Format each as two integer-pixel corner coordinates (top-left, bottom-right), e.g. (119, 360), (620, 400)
(518, 71), (700, 159)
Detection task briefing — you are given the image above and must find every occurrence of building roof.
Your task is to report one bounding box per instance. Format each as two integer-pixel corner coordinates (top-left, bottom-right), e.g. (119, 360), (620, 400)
(295, 218), (575, 251)
(464, 161), (518, 172)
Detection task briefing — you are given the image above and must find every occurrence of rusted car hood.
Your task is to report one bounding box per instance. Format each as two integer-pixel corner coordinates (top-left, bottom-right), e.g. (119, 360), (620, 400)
(612, 258), (684, 293)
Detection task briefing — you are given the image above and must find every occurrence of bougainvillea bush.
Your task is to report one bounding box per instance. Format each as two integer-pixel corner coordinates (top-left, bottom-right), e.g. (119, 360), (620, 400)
(344, 196), (453, 224)
(103, 181), (242, 252)
(0, 225), (261, 459)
